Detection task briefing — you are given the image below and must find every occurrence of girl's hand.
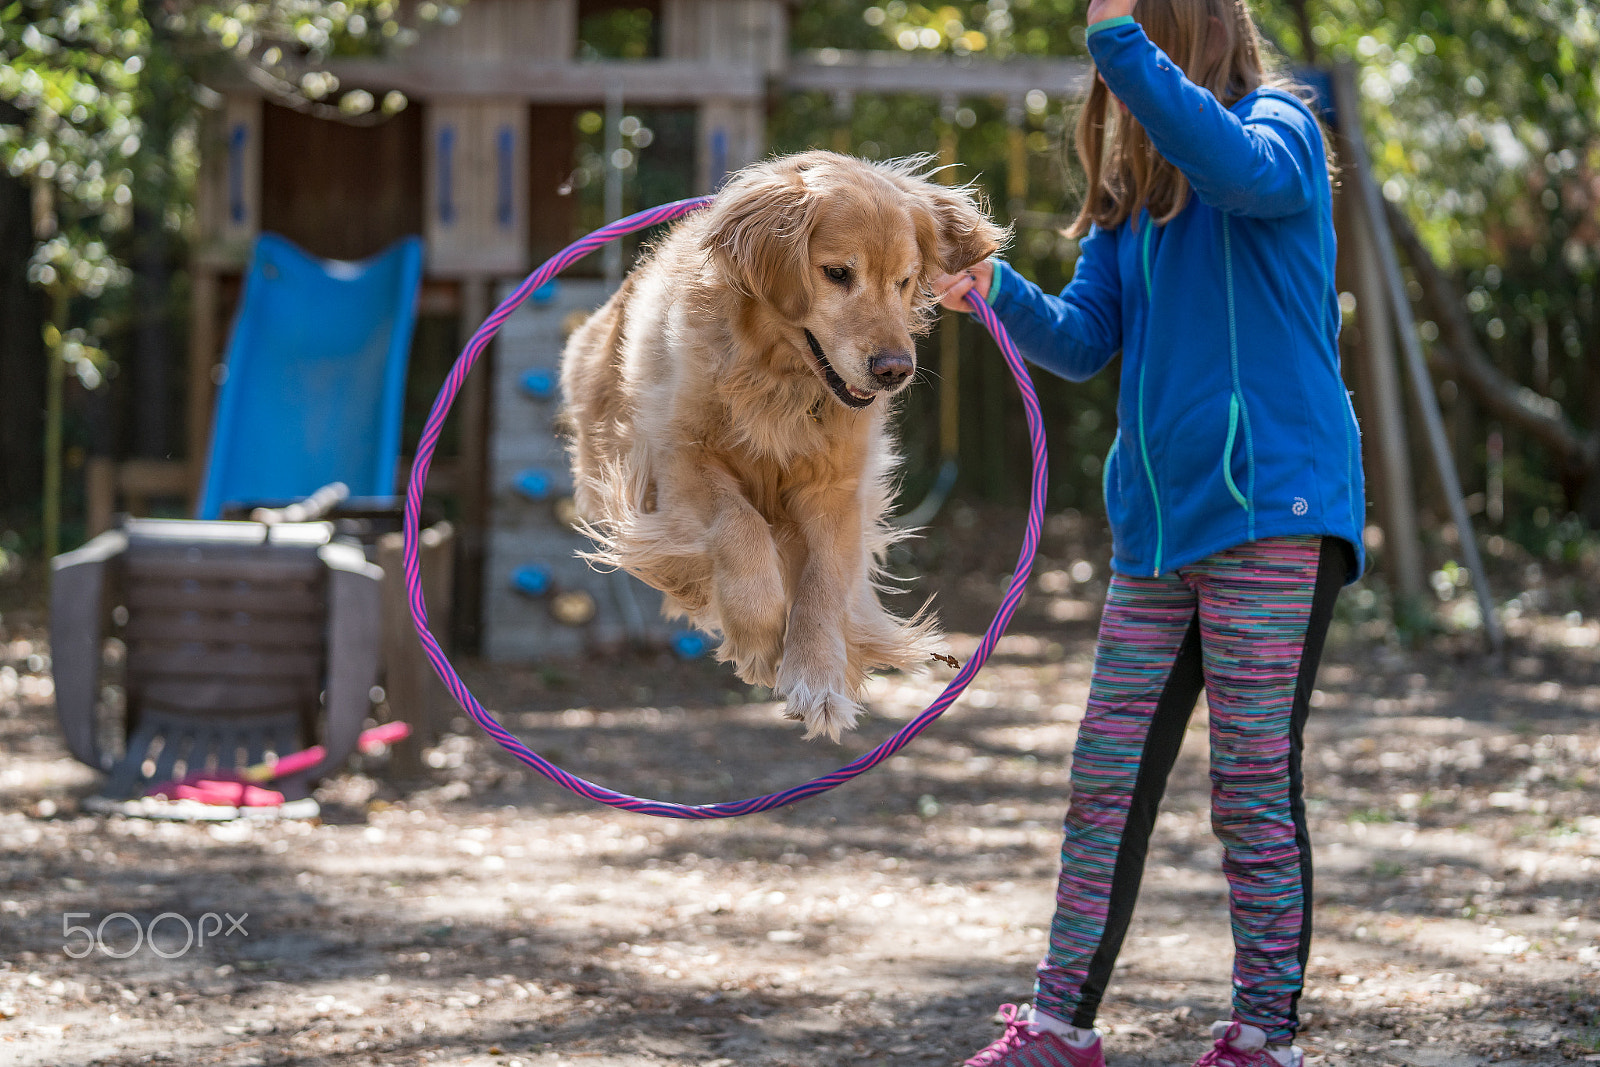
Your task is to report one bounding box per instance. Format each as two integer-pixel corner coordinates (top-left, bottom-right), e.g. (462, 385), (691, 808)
(933, 260), (993, 313)
(1087, 0), (1137, 24)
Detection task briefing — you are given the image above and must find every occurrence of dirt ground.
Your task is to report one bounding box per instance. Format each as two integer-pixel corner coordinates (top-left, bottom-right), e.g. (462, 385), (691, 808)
(3, 506), (1600, 1067)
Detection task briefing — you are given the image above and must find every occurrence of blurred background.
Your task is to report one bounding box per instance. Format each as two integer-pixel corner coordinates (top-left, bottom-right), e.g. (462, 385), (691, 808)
(3, 0), (1599, 649)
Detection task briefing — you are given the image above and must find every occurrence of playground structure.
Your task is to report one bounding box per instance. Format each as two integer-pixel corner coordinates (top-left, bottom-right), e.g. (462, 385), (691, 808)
(83, 0), (1092, 661)
(81, 0), (1498, 661)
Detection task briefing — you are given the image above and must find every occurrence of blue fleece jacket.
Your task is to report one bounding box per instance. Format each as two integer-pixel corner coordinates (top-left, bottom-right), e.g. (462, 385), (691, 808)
(987, 16), (1365, 582)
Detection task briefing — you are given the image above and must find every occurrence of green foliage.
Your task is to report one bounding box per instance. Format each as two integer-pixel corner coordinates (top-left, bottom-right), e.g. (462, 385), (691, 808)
(794, 0), (1094, 58)
(0, 0), (458, 323)
(781, 0), (1600, 526)
(0, 0), (143, 304)
(577, 7), (657, 59)
(1303, 2), (1600, 537)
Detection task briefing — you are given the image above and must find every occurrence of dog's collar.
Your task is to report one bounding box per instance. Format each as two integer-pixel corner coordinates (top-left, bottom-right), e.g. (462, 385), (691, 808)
(803, 329), (875, 411)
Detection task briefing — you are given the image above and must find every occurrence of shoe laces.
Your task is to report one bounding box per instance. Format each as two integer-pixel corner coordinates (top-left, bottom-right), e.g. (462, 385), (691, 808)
(965, 1004), (1034, 1066)
(1195, 1023), (1261, 1067)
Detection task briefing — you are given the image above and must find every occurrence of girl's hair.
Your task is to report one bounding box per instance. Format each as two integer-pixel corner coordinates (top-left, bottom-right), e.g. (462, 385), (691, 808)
(1067, 0), (1330, 237)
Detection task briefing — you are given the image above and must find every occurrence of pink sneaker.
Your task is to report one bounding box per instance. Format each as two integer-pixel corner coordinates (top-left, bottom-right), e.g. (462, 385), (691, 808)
(1193, 1022), (1303, 1067)
(963, 1004), (1107, 1067)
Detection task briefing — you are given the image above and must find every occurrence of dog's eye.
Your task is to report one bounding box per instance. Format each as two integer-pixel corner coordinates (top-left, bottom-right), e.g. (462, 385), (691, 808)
(823, 265), (851, 284)
(898, 277), (911, 290)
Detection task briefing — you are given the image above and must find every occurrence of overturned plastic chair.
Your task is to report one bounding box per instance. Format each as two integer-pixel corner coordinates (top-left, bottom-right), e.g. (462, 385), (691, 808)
(52, 518), (382, 804)
(50, 234), (421, 808)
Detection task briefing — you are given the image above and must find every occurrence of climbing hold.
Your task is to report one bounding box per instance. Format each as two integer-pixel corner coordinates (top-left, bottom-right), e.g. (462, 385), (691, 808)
(671, 630), (710, 659)
(553, 496), (581, 529)
(530, 279), (560, 304)
(550, 590), (597, 626)
(520, 368), (557, 399)
(511, 564), (553, 596)
(515, 469), (554, 501)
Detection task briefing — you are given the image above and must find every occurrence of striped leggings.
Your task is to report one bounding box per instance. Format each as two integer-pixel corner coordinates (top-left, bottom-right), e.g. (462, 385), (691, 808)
(1034, 535), (1347, 1044)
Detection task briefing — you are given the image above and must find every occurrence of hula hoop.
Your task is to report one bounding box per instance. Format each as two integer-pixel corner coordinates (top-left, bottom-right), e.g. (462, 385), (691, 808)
(403, 195), (1047, 820)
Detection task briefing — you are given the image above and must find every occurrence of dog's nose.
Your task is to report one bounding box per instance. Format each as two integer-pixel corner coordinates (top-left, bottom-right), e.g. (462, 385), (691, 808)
(868, 351), (914, 388)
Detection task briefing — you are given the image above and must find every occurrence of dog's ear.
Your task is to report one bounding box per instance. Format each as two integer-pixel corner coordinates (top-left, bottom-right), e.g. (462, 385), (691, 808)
(912, 179), (1009, 281)
(702, 159), (819, 321)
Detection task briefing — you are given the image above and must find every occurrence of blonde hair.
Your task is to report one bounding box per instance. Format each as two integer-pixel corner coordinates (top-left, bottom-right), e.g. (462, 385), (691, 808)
(1068, 0), (1327, 237)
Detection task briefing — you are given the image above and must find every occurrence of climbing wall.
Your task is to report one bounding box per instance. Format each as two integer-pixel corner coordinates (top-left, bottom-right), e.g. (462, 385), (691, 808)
(482, 278), (688, 662)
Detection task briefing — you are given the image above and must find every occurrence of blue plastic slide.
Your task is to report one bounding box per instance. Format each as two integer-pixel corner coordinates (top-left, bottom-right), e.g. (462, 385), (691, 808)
(196, 234), (424, 519)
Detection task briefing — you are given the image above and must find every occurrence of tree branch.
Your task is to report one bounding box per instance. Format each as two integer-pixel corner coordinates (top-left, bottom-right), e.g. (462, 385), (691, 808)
(1384, 198), (1600, 476)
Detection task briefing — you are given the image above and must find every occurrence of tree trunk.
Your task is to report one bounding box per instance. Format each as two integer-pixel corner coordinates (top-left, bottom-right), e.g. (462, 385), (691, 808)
(1385, 199), (1600, 494)
(131, 0), (183, 461)
(1286, 0), (1318, 64)
(0, 103), (47, 533)
(1580, 291), (1600, 525)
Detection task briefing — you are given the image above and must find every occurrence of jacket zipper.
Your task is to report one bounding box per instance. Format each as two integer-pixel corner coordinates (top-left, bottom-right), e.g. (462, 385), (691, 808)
(1136, 216), (1164, 576)
(1222, 216), (1256, 540)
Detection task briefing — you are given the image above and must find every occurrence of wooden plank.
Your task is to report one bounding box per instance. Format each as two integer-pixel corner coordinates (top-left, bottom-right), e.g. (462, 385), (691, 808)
(377, 523), (455, 776)
(187, 267), (221, 505)
(784, 51), (1091, 99)
(529, 106), (582, 265)
(698, 99), (764, 192)
(418, 278), (462, 316)
(260, 101), (425, 262)
(124, 616), (324, 648)
(129, 648), (322, 679)
(125, 585), (323, 614)
(456, 278), (492, 650)
(117, 458), (194, 495)
(424, 101), (530, 276)
(194, 96), (262, 262)
(403, 0), (576, 65)
(318, 58), (766, 103)
(126, 556), (322, 583)
(86, 457), (114, 537)
(138, 680), (309, 713)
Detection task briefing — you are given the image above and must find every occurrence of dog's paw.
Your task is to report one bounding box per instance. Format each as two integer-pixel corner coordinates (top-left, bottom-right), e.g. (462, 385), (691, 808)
(779, 678), (863, 743)
(716, 626), (783, 690)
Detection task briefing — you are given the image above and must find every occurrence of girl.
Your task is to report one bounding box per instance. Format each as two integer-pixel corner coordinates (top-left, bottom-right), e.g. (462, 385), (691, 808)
(935, 1), (1363, 1066)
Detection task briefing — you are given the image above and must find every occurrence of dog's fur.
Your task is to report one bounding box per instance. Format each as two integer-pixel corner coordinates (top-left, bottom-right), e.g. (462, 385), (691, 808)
(559, 151), (1005, 741)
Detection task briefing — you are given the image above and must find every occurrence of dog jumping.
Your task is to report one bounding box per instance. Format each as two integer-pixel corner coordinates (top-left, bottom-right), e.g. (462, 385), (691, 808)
(559, 150), (1005, 741)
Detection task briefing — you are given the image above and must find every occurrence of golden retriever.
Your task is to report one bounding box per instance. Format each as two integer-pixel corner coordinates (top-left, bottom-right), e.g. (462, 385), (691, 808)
(559, 150), (1004, 741)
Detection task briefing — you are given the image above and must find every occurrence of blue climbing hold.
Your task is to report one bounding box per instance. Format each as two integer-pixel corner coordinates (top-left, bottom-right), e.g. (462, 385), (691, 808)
(530, 279), (559, 304)
(512, 564), (553, 596)
(671, 631), (711, 659)
(515, 469), (554, 501)
(521, 368), (557, 399)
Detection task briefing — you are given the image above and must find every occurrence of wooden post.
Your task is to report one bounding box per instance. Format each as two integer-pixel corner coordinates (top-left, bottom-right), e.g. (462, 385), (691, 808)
(1337, 161), (1424, 604)
(85, 457), (114, 537)
(1332, 65), (1423, 606)
(456, 277), (492, 650)
(42, 287), (66, 561)
(186, 266), (221, 506)
(1334, 64), (1504, 657)
(830, 90), (852, 155)
(377, 522), (455, 777)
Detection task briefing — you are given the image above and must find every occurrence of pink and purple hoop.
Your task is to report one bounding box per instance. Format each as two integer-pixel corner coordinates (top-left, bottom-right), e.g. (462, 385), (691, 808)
(402, 195), (1047, 820)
